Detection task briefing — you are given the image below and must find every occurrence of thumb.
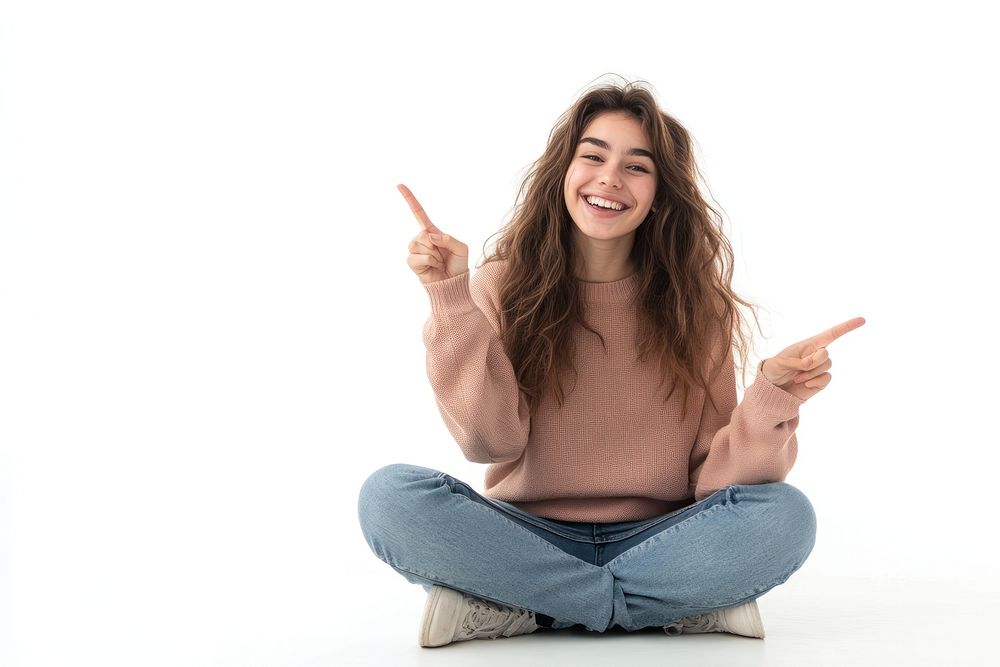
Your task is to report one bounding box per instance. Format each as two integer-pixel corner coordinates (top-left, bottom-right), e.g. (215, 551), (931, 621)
(428, 233), (465, 254)
(798, 344), (823, 367)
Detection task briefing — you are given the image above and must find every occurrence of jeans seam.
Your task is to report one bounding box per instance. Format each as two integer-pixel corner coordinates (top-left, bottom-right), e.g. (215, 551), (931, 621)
(371, 497), (598, 615)
(479, 488), (726, 543)
(604, 502), (727, 569)
(371, 553), (540, 614)
(596, 514), (678, 542)
(481, 499), (590, 541)
(430, 486), (602, 571)
(464, 498), (599, 564)
(598, 491), (729, 542)
(448, 477), (598, 542)
(704, 556), (808, 609)
(435, 472), (588, 551)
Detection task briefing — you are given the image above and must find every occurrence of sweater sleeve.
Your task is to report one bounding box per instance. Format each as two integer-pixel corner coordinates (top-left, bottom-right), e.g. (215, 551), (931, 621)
(421, 266), (531, 464)
(687, 354), (806, 501)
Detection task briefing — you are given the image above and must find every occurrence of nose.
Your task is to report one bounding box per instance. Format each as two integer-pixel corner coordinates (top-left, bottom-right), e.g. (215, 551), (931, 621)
(599, 165), (622, 189)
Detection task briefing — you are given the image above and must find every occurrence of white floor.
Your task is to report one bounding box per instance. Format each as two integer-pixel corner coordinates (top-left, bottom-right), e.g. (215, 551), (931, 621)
(335, 574), (998, 667)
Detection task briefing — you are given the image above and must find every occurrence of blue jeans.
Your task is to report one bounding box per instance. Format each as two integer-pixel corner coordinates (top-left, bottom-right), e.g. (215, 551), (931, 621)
(357, 463), (816, 633)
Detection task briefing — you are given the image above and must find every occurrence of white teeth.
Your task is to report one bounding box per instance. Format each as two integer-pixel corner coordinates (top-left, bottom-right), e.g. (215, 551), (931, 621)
(585, 195), (625, 211)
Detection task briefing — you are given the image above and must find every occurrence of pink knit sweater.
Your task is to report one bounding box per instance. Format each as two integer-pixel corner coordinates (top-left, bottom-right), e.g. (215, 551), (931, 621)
(421, 259), (805, 522)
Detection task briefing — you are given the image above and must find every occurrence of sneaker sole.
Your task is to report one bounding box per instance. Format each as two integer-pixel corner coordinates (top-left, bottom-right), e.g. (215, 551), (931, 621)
(722, 599), (765, 638)
(419, 585), (465, 648)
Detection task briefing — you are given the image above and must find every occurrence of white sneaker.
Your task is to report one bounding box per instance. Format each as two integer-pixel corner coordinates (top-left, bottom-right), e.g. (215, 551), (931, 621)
(662, 599), (766, 639)
(418, 585), (541, 648)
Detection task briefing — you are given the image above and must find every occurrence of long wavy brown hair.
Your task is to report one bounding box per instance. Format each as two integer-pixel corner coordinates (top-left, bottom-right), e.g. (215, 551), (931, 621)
(477, 77), (765, 421)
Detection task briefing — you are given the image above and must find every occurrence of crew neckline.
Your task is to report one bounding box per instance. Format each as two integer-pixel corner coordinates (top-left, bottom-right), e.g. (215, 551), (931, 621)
(576, 270), (640, 304)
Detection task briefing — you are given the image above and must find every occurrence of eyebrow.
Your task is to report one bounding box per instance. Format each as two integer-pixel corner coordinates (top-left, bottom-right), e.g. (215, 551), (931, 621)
(578, 136), (654, 160)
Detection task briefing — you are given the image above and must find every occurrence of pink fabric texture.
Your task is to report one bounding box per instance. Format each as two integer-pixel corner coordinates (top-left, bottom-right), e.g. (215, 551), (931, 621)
(421, 259), (805, 522)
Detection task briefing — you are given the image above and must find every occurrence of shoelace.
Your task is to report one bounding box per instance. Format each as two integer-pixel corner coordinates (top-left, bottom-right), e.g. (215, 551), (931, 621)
(664, 611), (722, 635)
(459, 596), (536, 639)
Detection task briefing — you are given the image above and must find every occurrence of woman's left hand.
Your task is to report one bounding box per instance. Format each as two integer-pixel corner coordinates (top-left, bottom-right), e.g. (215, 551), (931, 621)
(761, 316), (866, 402)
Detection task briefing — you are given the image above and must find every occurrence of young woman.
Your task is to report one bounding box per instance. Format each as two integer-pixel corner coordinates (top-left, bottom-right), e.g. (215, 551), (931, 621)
(359, 79), (865, 648)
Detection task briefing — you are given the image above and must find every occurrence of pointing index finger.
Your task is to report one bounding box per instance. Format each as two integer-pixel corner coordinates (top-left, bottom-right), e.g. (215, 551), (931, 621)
(811, 316), (867, 348)
(397, 183), (442, 235)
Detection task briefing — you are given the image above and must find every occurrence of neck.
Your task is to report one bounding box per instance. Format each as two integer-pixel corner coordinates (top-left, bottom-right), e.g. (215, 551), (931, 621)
(571, 228), (637, 282)
(572, 247), (636, 282)
(576, 263), (636, 283)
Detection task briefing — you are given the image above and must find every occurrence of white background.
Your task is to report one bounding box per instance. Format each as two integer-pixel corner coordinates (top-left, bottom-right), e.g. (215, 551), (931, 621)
(1, 1), (997, 665)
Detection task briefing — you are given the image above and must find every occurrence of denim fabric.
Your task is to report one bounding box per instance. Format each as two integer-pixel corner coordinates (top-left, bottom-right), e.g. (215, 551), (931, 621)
(358, 463), (816, 632)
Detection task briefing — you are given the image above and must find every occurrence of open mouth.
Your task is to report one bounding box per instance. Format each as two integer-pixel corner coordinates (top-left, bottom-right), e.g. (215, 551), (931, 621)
(584, 196), (629, 216)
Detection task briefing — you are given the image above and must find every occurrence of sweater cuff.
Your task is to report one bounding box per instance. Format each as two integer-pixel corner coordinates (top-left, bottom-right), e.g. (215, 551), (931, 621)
(748, 359), (805, 417)
(423, 270), (477, 315)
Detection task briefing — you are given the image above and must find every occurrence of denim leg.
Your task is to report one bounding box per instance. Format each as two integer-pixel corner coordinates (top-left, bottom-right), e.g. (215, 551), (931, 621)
(603, 481), (817, 631)
(357, 463), (615, 632)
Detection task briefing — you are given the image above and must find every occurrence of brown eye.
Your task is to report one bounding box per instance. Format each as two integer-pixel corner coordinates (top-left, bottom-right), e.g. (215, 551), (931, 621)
(583, 155), (650, 173)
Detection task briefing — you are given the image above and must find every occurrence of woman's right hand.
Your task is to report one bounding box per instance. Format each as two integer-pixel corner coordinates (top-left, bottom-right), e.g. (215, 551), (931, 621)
(399, 183), (469, 284)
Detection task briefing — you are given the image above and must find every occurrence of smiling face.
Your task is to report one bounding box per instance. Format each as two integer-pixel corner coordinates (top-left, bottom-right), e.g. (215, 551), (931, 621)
(563, 111), (657, 281)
